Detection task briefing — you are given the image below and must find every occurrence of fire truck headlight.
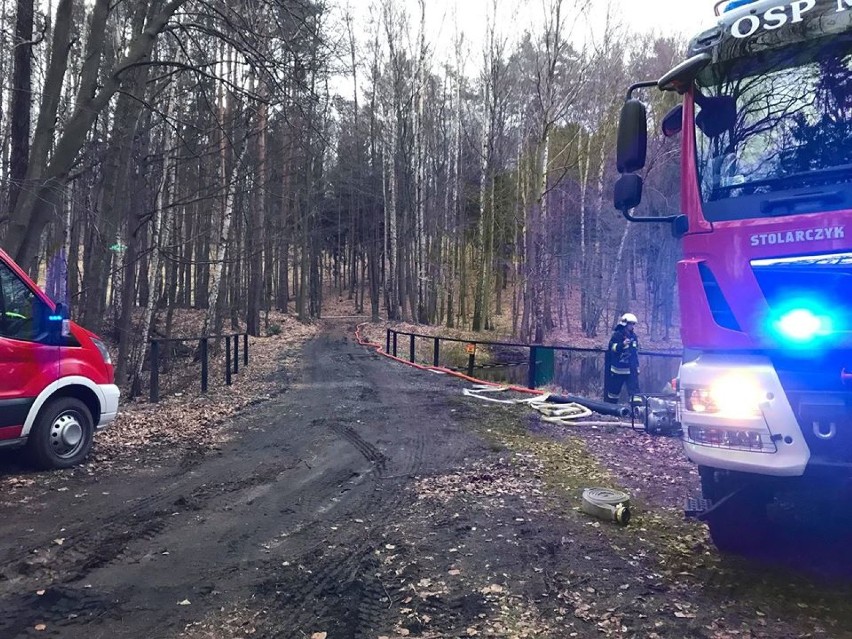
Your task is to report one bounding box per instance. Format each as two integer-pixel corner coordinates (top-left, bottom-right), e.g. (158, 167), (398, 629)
(709, 375), (763, 417)
(684, 375), (763, 417)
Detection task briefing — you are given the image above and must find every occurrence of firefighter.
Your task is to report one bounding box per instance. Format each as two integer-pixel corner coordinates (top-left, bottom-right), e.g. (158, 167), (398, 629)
(604, 313), (641, 404)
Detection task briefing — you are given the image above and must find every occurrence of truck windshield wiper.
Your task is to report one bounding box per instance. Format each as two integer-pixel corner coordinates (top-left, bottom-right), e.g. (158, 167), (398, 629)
(711, 163), (852, 197)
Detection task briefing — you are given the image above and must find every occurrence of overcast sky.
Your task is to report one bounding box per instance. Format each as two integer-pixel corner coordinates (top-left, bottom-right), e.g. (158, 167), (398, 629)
(340, 0), (721, 56)
(331, 0), (723, 96)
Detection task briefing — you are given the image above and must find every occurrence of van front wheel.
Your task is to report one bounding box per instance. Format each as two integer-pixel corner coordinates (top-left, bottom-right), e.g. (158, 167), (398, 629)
(28, 398), (94, 469)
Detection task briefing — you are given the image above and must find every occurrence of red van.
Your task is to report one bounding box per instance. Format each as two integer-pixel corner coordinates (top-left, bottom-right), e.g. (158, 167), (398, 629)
(0, 248), (119, 468)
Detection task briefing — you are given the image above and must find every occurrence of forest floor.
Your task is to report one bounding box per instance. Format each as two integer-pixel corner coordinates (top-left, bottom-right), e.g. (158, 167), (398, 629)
(1, 318), (852, 638)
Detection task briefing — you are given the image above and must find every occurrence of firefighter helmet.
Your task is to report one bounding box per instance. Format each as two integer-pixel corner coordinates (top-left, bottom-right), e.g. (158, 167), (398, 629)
(619, 313), (638, 325)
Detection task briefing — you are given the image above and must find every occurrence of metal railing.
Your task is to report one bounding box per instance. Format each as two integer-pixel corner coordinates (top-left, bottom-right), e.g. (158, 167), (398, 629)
(149, 333), (249, 403)
(386, 328), (681, 390)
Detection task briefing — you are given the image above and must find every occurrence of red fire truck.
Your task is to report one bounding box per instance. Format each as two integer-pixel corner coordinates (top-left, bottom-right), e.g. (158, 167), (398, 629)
(0, 247), (119, 469)
(615, 0), (852, 551)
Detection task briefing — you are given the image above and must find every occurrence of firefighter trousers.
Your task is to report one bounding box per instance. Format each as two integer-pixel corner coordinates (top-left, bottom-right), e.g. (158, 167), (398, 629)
(604, 371), (640, 404)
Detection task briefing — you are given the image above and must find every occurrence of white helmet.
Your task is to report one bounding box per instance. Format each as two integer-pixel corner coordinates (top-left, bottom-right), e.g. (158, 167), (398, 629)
(620, 312), (638, 325)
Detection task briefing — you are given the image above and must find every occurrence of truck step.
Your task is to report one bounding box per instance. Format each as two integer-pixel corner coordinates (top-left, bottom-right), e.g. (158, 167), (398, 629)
(684, 497), (713, 518)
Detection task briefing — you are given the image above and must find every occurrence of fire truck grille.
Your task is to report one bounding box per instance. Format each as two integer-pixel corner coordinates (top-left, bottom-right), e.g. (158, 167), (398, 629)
(772, 351), (852, 466)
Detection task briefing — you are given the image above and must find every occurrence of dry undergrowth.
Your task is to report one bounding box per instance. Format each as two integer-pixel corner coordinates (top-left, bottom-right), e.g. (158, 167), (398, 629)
(93, 312), (318, 465)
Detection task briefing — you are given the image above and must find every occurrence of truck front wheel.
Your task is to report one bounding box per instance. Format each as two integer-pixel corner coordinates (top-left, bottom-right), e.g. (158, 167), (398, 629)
(27, 398), (94, 469)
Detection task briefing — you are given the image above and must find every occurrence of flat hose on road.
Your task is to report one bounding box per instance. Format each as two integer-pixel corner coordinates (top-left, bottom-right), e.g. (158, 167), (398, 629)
(581, 487), (631, 526)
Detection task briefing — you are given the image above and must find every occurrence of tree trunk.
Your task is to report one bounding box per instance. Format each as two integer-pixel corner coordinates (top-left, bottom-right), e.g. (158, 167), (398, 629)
(8, 0), (34, 214)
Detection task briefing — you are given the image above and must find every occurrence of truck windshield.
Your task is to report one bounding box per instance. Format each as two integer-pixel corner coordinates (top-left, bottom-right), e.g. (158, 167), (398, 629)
(695, 38), (852, 221)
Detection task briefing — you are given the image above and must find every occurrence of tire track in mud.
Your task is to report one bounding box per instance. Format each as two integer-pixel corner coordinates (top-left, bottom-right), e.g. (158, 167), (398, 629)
(262, 419), (429, 637)
(0, 451), (303, 594)
(263, 374), (479, 639)
(0, 323), (489, 638)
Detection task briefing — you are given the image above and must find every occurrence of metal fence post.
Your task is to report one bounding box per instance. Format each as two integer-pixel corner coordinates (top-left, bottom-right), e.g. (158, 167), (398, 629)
(200, 338), (209, 393)
(409, 334), (415, 363)
(150, 341), (160, 403)
(386, 329), (391, 353)
(433, 337), (440, 367)
(243, 333), (249, 366)
(392, 332), (398, 357)
(234, 335), (239, 374)
(527, 345), (538, 389)
(225, 336), (232, 386)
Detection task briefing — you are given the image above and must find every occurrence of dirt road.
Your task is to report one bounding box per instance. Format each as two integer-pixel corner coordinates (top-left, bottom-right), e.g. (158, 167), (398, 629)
(1, 322), (851, 638)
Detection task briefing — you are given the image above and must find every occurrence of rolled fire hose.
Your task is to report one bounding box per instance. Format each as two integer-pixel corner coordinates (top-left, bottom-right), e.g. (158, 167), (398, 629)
(581, 487), (631, 526)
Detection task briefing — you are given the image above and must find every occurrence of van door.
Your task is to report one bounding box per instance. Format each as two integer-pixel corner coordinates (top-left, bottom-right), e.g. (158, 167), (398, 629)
(0, 260), (58, 442)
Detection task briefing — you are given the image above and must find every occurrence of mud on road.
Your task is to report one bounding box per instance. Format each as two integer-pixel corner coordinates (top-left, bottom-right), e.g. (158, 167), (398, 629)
(1, 321), (852, 638)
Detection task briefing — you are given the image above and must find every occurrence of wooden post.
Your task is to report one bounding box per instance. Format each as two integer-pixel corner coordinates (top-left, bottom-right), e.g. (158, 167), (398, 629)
(233, 335), (239, 374)
(527, 346), (538, 389)
(226, 336), (232, 385)
(150, 341), (160, 403)
(200, 338), (208, 393)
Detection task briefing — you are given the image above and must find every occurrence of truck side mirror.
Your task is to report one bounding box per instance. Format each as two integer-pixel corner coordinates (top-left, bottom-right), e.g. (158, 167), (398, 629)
(616, 99), (647, 174)
(614, 174), (643, 211)
(671, 214), (690, 238)
(48, 302), (71, 338)
(695, 95), (736, 138)
(658, 53), (711, 94)
(662, 105), (683, 137)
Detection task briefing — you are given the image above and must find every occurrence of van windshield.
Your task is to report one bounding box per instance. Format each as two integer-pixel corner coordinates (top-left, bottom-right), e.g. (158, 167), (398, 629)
(694, 38), (852, 220)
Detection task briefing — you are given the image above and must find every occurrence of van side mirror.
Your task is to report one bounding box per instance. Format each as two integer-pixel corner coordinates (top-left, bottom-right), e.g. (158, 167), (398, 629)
(616, 99), (647, 174)
(48, 303), (71, 338)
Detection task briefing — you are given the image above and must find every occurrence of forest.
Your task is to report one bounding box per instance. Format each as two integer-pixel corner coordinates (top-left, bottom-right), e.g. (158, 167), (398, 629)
(0, 0), (686, 392)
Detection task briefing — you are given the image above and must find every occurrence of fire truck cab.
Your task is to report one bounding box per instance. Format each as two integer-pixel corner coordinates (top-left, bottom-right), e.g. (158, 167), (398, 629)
(0, 247), (119, 469)
(615, 0), (852, 551)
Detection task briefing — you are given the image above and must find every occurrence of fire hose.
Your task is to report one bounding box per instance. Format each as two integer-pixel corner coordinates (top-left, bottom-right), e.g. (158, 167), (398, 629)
(581, 488), (632, 526)
(548, 394), (631, 418)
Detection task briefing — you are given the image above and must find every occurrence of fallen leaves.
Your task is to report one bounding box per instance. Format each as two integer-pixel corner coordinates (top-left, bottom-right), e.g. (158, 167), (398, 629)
(414, 458), (545, 505)
(83, 312), (319, 468)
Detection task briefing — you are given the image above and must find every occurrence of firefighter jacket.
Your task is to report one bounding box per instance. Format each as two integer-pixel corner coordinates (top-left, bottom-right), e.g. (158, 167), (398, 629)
(607, 325), (639, 376)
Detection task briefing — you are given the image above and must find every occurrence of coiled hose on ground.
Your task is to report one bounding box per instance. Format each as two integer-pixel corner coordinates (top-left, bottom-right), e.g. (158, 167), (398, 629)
(581, 488), (632, 526)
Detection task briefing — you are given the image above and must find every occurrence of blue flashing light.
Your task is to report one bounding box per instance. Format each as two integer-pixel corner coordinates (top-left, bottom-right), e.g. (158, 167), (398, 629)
(777, 309), (830, 341)
(48, 315), (63, 321)
(767, 298), (836, 347)
(723, 0), (759, 12)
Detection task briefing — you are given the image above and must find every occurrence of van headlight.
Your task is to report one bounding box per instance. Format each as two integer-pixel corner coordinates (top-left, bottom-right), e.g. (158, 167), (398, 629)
(683, 375), (764, 418)
(90, 337), (113, 365)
